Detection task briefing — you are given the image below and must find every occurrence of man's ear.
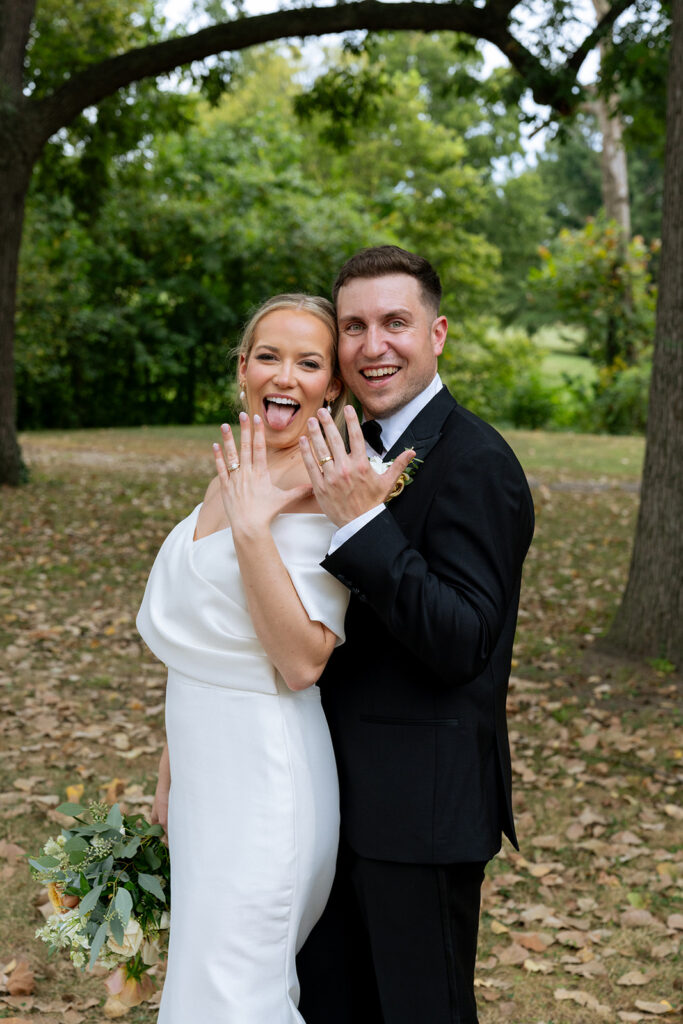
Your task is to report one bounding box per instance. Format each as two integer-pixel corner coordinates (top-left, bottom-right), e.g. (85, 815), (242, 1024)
(432, 316), (448, 357)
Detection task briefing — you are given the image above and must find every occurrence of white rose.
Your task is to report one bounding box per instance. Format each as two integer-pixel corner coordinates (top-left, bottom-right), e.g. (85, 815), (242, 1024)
(159, 911), (170, 930)
(107, 917), (144, 958)
(368, 455), (390, 475)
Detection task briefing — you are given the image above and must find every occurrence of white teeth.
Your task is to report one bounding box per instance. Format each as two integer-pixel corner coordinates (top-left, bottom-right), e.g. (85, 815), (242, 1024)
(363, 367), (398, 378)
(266, 397), (298, 406)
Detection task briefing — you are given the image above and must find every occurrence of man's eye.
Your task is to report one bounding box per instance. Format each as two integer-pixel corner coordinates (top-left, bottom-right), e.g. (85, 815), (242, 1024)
(345, 323), (363, 334)
(389, 320), (405, 329)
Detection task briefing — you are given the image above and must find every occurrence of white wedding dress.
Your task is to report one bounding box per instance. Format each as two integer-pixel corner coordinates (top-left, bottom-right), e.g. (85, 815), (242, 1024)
(136, 505), (349, 1024)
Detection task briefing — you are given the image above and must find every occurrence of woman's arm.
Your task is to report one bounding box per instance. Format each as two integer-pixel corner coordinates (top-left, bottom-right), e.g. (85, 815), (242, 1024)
(214, 415), (338, 691)
(232, 522), (337, 691)
(151, 743), (170, 843)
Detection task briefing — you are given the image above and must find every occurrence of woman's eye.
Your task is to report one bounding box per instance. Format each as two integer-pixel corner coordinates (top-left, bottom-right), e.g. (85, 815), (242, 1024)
(255, 353), (276, 361)
(302, 360), (322, 370)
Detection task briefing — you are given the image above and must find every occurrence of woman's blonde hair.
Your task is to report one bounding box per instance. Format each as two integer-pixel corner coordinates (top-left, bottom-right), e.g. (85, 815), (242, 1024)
(236, 294), (348, 431)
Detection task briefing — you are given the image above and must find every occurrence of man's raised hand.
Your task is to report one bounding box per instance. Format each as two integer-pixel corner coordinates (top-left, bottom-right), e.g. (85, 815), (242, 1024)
(299, 405), (415, 527)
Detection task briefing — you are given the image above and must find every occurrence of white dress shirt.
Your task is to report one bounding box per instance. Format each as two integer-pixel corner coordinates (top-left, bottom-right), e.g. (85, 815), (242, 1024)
(328, 373), (443, 554)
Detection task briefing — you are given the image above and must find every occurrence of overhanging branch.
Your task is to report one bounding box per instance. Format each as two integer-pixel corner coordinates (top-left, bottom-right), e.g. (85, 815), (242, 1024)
(31, 0), (588, 141)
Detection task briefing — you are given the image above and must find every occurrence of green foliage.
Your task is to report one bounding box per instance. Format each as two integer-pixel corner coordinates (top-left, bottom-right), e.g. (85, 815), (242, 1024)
(17, 43), (503, 429)
(440, 321), (552, 428)
(529, 218), (658, 367)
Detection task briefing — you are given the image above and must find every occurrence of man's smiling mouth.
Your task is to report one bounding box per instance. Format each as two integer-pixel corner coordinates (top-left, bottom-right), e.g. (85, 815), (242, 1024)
(263, 396), (300, 429)
(360, 367), (400, 379)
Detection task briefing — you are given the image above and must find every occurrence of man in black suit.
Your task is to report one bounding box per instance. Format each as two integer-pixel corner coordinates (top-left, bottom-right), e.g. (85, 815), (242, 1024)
(297, 245), (534, 1024)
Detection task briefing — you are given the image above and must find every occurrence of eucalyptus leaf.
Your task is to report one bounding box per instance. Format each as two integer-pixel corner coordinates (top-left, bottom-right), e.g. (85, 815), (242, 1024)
(79, 884), (104, 916)
(100, 855), (114, 882)
(89, 920), (109, 970)
(28, 855), (59, 871)
(106, 804), (124, 831)
(109, 913), (124, 945)
(68, 849), (87, 865)
(64, 835), (89, 853)
(121, 836), (141, 858)
(144, 847), (161, 870)
(137, 872), (166, 902)
(56, 802), (86, 817)
(114, 886), (133, 927)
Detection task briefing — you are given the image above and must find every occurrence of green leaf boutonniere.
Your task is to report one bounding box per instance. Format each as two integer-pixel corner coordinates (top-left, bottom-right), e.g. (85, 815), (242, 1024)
(368, 452), (423, 501)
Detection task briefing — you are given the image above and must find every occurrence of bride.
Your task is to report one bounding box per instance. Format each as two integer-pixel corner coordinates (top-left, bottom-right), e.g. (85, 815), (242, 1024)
(136, 294), (350, 1023)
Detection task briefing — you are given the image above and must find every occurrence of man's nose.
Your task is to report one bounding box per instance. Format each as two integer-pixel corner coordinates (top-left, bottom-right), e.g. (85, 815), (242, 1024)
(362, 325), (389, 357)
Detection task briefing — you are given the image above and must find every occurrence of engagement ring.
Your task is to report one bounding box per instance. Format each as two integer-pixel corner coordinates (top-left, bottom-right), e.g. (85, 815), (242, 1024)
(228, 462), (240, 472)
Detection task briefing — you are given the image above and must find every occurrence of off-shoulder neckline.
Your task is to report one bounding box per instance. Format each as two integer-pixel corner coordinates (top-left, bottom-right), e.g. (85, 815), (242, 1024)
(190, 505), (329, 544)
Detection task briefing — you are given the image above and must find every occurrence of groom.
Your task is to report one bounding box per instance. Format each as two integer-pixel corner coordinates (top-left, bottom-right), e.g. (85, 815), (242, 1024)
(296, 245), (534, 1024)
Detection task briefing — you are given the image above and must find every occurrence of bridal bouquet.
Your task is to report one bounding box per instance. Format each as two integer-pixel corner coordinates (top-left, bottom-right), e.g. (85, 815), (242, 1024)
(30, 799), (170, 1013)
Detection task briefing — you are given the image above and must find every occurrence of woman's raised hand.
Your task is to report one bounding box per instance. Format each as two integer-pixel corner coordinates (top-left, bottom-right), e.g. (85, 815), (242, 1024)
(213, 412), (313, 535)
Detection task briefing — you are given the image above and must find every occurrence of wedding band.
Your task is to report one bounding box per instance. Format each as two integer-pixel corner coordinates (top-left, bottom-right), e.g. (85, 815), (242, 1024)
(319, 456), (333, 467)
(228, 462), (240, 472)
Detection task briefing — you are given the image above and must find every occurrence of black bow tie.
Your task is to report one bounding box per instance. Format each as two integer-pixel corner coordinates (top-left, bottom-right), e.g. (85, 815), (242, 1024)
(361, 419), (384, 455)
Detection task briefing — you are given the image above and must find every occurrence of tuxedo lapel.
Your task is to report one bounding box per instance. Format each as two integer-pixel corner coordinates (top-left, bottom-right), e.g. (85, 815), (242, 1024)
(383, 386), (457, 465)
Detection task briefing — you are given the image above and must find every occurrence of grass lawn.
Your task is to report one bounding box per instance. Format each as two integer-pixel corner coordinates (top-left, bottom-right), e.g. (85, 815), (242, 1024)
(534, 323), (597, 388)
(0, 426), (680, 1023)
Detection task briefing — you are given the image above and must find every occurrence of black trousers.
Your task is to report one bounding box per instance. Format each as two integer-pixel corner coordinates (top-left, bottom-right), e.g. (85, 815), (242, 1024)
(297, 842), (486, 1024)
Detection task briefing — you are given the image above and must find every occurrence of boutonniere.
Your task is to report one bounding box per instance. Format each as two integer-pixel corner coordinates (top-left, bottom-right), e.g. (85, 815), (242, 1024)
(369, 452), (423, 501)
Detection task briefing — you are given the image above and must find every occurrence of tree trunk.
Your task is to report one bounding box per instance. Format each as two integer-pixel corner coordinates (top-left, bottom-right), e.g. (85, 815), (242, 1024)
(0, 158), (32, 485)
(593, 93), (631, 235)
(606, 0), (683, 665)
(591, 0), (631, 236)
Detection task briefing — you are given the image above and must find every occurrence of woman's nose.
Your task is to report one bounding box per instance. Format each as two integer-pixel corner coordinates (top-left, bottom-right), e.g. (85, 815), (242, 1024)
(273, 361), (295, 386)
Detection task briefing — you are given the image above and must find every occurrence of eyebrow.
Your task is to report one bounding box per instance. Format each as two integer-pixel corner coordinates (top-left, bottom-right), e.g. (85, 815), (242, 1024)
(253, 343), (326, 359)
(340, 308), (412, 323)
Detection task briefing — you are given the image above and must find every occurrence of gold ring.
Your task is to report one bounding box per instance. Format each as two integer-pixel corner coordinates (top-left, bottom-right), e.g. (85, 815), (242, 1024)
(228, 462), (240, 472)
(319, 456), (333, 468)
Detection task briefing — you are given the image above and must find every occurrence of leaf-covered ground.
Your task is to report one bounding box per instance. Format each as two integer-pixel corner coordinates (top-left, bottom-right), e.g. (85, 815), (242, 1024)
(1, 427), (680, 1023)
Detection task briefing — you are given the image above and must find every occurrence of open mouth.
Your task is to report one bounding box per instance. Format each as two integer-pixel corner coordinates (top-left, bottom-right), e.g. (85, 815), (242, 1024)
(263, 396), (300, 429)
(360, 366), (400, 380)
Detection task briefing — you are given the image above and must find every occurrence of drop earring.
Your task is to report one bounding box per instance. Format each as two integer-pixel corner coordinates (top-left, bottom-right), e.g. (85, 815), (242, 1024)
(239, 381), (246, 402)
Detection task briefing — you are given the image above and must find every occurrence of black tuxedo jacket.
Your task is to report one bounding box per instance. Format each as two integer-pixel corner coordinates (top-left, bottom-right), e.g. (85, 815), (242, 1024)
(318, 387), (534, 864)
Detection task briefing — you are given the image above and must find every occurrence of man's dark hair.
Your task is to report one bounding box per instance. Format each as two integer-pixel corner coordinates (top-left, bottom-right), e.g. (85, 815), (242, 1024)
(332, 245), (442, 315)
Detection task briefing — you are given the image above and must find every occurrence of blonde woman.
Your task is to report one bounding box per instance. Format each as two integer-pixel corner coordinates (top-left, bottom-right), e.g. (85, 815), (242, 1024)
(137, 295), (349, 1023)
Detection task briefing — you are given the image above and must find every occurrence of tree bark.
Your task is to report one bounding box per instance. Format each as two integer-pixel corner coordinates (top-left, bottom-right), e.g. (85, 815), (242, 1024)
(606, 0), (683, 665)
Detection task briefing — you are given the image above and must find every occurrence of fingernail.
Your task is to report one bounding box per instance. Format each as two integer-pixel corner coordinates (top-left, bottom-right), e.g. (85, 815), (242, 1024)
(308, 418), (317, 428)
(239, 411), (247, 422)
(212, 443), (220, 450)
(221, 423), (230, 432)
(254, 414), (261, 424)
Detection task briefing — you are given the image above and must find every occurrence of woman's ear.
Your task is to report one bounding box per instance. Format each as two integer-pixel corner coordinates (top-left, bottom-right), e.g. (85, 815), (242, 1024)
(326, 377), (343, 403)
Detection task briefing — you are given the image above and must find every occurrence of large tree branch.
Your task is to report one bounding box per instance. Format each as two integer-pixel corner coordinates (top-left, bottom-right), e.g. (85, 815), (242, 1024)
(565, 0), (635, 74)
(30, 0), (594, 143)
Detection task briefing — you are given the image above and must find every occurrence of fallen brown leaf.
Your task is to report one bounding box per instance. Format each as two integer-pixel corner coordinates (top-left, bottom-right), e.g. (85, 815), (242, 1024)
(618, 970), (652, 986)
(6, 961), (34, 997)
